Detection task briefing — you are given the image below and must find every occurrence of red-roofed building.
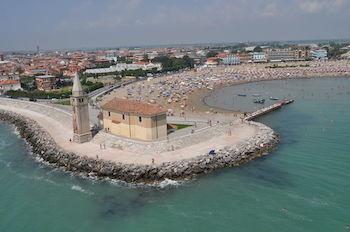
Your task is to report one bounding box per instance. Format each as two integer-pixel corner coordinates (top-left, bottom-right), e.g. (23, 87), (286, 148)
(205, 57), (219, 67)
(0, 79), (21, 94)
(216, 53), (229, 59)
(101, 98), (167, 141)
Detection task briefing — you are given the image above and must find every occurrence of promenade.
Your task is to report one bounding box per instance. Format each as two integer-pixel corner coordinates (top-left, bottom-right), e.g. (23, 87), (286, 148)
(0, 98), (257, 165)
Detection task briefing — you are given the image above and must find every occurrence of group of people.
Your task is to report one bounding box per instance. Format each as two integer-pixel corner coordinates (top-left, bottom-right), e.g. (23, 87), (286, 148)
(114, 60), (350, 114)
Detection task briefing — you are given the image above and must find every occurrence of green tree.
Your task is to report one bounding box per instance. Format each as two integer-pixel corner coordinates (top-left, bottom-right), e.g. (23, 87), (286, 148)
(253, 46), (263, 52)
(142, 54), (149, 62)
(206, 51), (218, 58)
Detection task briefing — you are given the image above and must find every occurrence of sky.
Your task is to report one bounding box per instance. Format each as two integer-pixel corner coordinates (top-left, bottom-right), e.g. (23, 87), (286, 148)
(0, 0), (349, 51)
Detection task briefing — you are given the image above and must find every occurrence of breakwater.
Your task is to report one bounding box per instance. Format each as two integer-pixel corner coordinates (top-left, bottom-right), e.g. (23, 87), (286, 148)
(245, 99), (294, 121)
(0, 109), (279, 184)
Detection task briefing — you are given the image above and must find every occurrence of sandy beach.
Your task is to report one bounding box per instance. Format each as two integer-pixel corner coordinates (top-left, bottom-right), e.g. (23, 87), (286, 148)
(108, 60), (350, 116)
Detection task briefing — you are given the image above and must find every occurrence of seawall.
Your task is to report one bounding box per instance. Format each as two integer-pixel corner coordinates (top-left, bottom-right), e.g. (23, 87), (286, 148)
(0, 109), (279, 184)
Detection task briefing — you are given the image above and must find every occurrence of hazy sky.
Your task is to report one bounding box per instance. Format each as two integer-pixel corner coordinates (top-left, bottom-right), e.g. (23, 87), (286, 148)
(1, 0), (349, 51)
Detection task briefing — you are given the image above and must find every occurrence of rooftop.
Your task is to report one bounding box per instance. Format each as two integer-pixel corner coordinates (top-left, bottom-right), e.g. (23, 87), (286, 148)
(36, 75), (55, 79)
(102, 98), (166, 117)
(0, 80), (20, 85)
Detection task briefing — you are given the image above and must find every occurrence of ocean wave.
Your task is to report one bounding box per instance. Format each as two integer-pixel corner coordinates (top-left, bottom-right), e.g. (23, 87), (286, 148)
(0, 139), (11, 148)
(0, 158), (12, 168)
(104, 177), (183, 189)
(16, 173), (61, 186)
(71, 185), (93, 195)
(158, 178), (181, 188)
(7, 141), (185, 189)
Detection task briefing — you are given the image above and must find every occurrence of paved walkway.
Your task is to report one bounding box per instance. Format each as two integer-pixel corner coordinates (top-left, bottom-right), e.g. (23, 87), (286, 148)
(0, 98), (257, 165)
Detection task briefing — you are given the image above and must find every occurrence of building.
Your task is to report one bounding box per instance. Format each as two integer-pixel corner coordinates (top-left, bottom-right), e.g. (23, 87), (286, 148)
(101, 98), (167, 141)
(35, 75), (56, 91)
(310, 49), (328, 60)
(294, 49), (310, 60)
(341, 51), (350, 60)
(0, 79), (22, 94)
(84, 62), (162, 75)
(252, 52), (267, 63)
(70, 73), (92, 143)
(0, 60), (16, 75)
(205, 58), (219, 67)
(237, 52), (252, 63)
(221, 54), (240, 65)
(266, 49), (296, 62)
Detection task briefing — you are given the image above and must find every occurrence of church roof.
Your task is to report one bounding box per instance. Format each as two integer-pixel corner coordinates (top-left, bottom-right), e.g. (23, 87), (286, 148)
(72, 73), (84, 96)
(102, 98), (166, 117)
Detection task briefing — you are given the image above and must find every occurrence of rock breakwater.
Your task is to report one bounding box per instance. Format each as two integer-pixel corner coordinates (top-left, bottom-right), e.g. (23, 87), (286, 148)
(0, 110), (279, 184)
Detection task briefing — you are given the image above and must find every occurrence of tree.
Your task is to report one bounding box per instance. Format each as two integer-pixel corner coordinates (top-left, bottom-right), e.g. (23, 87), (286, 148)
(206, 51), (218, 58)
(142, 54), (149, 62)
(152, 56), (195, 72)
(20, 76), (36, 91)
(183, 55), (195, 68)
(253, 46), (263, 52)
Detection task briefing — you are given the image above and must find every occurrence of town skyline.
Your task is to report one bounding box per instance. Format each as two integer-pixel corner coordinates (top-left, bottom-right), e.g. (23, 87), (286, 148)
(1, 0), (350, 51)
(1, 37), (350, 53)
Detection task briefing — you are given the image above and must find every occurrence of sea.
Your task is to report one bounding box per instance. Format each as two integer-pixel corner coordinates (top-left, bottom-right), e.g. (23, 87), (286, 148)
(0, 77), (349, 232)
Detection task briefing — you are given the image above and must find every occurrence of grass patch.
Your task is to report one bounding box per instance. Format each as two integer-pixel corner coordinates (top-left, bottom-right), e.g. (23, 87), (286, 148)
(175, 124), (192, 130)
(54, 99), (71, 106)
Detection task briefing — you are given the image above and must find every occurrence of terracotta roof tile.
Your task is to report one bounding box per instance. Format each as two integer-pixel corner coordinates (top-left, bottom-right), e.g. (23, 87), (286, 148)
(0, 80), (20, 85)
(102, 98), (166, 117)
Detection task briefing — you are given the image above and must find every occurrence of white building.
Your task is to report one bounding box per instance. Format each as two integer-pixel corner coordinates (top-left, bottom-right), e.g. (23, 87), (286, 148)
(84, 62), (162, 75)
(221, 55), (240, 65)
(252, 52), (267, 63)
(310, 49), (328, 60)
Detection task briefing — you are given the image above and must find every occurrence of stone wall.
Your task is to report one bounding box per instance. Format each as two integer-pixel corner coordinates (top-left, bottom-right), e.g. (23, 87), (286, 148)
(0, 109), (279, 184)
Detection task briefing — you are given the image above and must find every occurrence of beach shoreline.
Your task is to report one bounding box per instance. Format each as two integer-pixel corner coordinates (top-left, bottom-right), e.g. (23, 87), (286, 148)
(187, 74), (350, 114)
(108, 60), (350, 118)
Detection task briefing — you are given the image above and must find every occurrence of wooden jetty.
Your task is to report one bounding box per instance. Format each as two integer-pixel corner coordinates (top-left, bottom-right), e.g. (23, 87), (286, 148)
(244, 99), (294, 121)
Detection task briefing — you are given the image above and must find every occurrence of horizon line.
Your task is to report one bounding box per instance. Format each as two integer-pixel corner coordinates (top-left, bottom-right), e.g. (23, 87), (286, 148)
(1, 37), (350, 54)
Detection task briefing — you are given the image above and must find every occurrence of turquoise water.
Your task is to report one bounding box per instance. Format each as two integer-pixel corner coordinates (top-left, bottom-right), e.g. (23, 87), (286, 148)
(1, 77), (350, 232)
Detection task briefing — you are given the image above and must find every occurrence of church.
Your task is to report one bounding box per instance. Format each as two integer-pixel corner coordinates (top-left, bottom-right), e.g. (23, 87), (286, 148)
(70, 73), (167, 143)
(101, 98), (167, 141)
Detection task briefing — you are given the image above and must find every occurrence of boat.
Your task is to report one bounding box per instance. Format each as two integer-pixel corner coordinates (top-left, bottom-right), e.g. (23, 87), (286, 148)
(269, 97), (279, 100)
(254, 98), (265, 104)
(238, 94), (247, 97)
(252, 94), (260, 97)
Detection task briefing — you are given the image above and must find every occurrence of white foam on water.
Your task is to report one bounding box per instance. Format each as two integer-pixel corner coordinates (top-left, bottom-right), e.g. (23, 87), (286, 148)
(158, 178), (180, 188)
(0, 159), (12, 168)
(16, 173), (61, 187)
(71, 185), (94, 195)
(0, 139), (8, 148)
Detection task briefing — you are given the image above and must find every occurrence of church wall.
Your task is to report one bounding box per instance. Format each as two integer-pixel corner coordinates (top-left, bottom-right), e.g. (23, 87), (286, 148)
(102, 109), (167, 141)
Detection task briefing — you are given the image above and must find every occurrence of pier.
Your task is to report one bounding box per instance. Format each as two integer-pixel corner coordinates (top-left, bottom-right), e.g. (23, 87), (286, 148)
(245, 99), (294, 121)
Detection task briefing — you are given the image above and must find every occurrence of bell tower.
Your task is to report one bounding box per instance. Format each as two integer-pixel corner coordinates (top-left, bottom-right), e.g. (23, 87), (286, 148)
(70, 73), (92, 143)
